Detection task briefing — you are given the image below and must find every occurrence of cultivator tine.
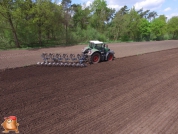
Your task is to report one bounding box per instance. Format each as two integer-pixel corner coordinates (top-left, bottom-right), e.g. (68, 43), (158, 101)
(60, 62), (64, 66)
(67, 63), (71, 67)
(80, 63), (86, 67)
(41, 53), (48, 63)
(49, 53), (53, 62)
(53, 53), (62, 66)
(70, 54), (77, 61)
(52, 62), (56, 66)
(81, 63), (85, 67)
(62, 54), (70, 66)
(41, 53), (46, 59)
(38, 52), (88, 67)
(47, 62), (52, 66)
(84, 63), (87, 67)
(77, 54), (84, 64)
(72, 63), (76, 67)
(55, 53), (58, 58)
(44, 62), (48, 65)
(75, 63), (80, 67)
(56, 54), (62, 62)
(69, 54), (77, 67)
(52, 53), (57, 62)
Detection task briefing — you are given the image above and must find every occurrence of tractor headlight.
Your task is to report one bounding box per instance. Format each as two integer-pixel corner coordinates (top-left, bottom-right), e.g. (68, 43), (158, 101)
(88, 50), (92, 54)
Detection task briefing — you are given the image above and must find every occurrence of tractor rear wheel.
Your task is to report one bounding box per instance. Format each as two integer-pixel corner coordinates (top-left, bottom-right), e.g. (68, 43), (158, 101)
(91, 52), (100, 64)
(107, 53), (114, 61)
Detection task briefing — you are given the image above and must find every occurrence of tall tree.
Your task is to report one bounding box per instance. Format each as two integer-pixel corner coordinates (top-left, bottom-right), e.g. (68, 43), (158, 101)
(0, 0), (21, 48)
(71, 4), (91, 29)
(110, 6), (130, 40)
(151, 16), (167, 40)
(167, 16), (178, 39)
(147, 11), (157, 21)
(119, 5), (130, 15)
(140, 10), (150, 18)
(128, 7), (141, 41)
(90, 0), (115, 32)
(61, 0), (72, 44)
(30, 0), (55, 46)
(159, 15), (167, 22)
(138, 18), (151, 40)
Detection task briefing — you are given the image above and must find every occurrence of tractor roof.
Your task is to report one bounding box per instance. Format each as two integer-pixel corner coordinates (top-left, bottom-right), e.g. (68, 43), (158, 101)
(89, 40), (104, 44)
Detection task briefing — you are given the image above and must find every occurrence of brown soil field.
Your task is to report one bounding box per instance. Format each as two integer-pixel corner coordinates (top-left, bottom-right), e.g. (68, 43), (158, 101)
(1, 47), (178, 134)
(0, 40), (178, 70)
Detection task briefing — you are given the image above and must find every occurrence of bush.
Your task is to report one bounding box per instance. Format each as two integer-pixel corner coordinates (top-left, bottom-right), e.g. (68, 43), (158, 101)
(121, 35), (130, 41)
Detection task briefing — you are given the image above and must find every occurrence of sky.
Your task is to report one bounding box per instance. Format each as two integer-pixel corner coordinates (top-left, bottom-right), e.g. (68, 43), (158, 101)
(59, 0), (178, 20)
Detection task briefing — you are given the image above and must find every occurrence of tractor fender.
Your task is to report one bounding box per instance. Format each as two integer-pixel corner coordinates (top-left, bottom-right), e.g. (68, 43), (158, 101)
(105, 50), (115, 60)
(82, 46), (90, 53)
(88, 50), (101, 56)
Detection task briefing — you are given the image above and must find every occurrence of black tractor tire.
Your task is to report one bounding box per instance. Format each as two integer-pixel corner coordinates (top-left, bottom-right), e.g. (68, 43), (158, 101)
(107, 53), (114, 61)
(91, 52), (101, 64)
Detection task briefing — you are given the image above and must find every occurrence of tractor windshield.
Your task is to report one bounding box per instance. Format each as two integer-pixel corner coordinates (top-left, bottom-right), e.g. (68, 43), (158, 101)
(89, 42), (105, 50)
(94, 43), (104, 50)
(89, 43), (94, 48)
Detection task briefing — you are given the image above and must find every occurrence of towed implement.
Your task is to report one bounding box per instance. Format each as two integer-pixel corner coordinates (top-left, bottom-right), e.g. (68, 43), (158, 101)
(37, 53), (87, 67)
(37, 40), (115, 67)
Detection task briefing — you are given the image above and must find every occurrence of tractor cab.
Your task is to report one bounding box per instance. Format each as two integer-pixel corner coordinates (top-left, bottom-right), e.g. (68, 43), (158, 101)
(82, 40), (115, 64)
(88, 41), (109, 53)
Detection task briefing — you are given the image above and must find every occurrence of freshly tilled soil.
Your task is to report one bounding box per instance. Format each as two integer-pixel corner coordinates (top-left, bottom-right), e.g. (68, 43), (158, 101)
(1, 40), (178, 70)
(1, 48), (178, 134)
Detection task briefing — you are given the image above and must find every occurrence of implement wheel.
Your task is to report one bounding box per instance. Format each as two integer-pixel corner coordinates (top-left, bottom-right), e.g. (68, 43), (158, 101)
(107, 53), (114, 61)
(91, 52), (100, 64)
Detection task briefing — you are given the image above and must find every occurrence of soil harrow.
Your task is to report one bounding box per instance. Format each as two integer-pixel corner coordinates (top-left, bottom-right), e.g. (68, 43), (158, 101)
(37, 53), (88, 67)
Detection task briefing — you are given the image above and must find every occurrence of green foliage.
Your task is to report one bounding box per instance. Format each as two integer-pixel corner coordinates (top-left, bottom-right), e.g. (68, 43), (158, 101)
(167, 16), (178, 39)
(0, 0), (178, 49)
(138, 18), (151, 41)
(150, 17), (167, 40)
(121, 35), (130, 42)
(72, 4), (90, 29)
(128, 7), (142, 41)
(72, 26), (108, 43)
(90, 0), (115, 32)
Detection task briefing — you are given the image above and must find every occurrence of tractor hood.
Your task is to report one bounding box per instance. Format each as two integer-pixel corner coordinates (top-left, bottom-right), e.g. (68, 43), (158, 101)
(82, 46), (90, 53)
(86, 48), (99, 56)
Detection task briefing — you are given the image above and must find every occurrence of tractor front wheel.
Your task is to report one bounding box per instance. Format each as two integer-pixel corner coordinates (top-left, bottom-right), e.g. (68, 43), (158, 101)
(91, 52), (100, 64)
(107, 53), (114, 61)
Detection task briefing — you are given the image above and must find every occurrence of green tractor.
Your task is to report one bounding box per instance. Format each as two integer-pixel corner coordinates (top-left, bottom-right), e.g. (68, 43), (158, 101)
(82, 40), (115, 64)
(37, 40), (115, 67)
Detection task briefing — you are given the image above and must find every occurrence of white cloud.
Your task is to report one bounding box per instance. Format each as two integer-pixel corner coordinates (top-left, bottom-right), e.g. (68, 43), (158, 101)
(164, 7), (171, 11)
(83, 0), (122, 11)
(106, 0), (143, 6)
(166, 13), (178, 20)
(82, 1), (92, 9)
(57, 2), (61, 5)
(85, 1), (92, 7)
(134, 0), (165, 10)
(106, 0), (123, 11)
(83, 0), (167, 12)
(107, 4), (122, 11)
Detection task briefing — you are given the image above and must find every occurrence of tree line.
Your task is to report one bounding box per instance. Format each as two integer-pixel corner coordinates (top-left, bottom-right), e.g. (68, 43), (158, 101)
(0, 0), (178, 49)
